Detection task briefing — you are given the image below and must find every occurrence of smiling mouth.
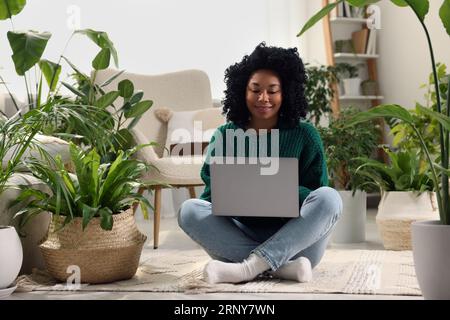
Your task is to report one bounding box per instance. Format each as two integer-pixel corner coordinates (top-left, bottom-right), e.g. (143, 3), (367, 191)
(255, 105), (273, 111)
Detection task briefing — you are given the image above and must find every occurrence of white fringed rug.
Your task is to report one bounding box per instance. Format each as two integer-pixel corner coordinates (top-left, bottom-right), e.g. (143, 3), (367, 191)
(16, 248), (421, 296)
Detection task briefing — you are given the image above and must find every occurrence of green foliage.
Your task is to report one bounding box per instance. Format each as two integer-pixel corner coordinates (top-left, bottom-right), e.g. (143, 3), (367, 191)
(7, 30), (51, 76)
(334, 63), (359, 79)
(318, 107), (381, 192)
(0, 113), (41, 195)
(354, 147), (434, 192)
(14, 143), (152, 231)
(0, 0), (26, 20)
(305, 63), (337, 126)
(389, 63), (448, 165)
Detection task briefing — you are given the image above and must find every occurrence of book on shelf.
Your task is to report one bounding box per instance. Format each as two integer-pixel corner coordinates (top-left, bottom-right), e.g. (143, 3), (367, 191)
(352, 28), (369, 54)
(365, 29), (377, 55)
(343, 2), (352, 17)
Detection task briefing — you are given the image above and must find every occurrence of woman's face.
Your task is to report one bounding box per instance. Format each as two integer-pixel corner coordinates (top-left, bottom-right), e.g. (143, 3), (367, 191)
(246, 69), (282, 126)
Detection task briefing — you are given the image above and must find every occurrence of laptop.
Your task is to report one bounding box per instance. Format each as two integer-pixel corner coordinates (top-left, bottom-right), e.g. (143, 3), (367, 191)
(210, 157), (299, 217)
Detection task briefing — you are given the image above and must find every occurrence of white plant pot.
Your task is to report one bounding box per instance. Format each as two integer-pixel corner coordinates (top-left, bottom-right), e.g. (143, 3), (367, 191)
(0, 226), (23, 288)
(331, 190), (366, 243)
(412, 220), (450, 299)
(342, 78), (362, 96)
(377, 191), (438, 250)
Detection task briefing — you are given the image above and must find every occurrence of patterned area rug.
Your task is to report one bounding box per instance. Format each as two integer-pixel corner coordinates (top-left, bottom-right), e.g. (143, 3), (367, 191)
(16, 248), (421, 296)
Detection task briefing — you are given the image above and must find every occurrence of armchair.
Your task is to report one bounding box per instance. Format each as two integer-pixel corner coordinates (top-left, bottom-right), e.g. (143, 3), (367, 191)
(94, 69), (217, 248)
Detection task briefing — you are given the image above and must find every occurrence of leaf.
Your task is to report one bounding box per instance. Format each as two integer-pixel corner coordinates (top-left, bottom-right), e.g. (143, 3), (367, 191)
(390, 0), (408, 6)
(416, 105), (450, 132)
(96, 91), (119, 109)
(38, 59), (61, 91)
(7, 30), (51, 75)
(440, 0), (450, 36)
(99, 69), (125, 87)
(92, 48), (111, 70)
(61, 81), (86, 98)
(297, 1), (341, 37)
(129, 91), (144, 104)
(118, 79), (134, 98)
(344, 104), (414, 128)
(405, 0), (429, 21)
(124, 100), (152, 118)
(75, 29), (118, 67)
(346, 0), (380, 7)
(99, 207), (113, 230)
(81, 203), (98, 230)
(0, 0), (26, 20)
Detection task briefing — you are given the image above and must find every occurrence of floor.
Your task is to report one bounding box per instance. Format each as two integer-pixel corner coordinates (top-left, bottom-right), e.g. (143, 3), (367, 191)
(8, 208), (422, 300)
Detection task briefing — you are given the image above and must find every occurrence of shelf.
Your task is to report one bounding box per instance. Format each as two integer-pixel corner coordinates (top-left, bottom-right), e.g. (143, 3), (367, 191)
(330, 17), (368, 24)
(339, 95), (384, 100)
(334, 53), (379, 59)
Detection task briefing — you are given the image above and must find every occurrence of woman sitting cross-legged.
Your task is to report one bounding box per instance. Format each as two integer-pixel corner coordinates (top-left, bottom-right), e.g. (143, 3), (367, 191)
(178, 42), (343, 284)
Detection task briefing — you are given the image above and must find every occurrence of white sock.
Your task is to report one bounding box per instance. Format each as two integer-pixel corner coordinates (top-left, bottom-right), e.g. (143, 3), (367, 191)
(270, 257), (312, 282)
(203, 253), (270, 284)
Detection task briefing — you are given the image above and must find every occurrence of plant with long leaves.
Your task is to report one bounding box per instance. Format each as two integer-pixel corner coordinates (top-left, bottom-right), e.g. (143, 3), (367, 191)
(14, 143), (155, 231)
(354, 147), (434, 192)
(0, 112), (40, 196)
(298, 0), (450, 224)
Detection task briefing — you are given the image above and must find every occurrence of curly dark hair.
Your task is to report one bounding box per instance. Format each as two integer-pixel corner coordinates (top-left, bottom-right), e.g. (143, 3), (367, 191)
(222, 42), (308, 129)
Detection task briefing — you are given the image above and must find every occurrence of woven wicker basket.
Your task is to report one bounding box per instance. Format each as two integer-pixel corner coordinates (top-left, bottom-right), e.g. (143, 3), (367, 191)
(376, 191), (438, 250)
(39, 208), (147, 284)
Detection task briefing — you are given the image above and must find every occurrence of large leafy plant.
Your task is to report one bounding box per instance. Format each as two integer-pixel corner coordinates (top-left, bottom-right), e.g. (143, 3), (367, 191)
(0, 1), (153, 163)
(318, 107), (381, 192)
(15, 143), (153, 231)
(354, 147), (434, 192)
(389, 63), (448, 163)
(298, 0), (450, 224)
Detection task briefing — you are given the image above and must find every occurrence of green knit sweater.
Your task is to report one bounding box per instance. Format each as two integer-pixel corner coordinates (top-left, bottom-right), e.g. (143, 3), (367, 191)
(199, 121), (329, 208)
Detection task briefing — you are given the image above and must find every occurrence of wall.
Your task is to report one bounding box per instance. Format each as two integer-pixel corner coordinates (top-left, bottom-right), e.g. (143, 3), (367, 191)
(0, 0), (307, 101)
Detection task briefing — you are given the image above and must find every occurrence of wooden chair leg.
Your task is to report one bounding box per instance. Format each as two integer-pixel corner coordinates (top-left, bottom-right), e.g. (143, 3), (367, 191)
(153, 186), (162, 249)
(132, 187), (146, 215)
(188, 186), (196, 199)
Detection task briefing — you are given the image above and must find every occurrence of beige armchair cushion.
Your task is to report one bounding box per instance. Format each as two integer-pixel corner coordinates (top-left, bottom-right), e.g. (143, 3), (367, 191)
(154, 107), (225, 157)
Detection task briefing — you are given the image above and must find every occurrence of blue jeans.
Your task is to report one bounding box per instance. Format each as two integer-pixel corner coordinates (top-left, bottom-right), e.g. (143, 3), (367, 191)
(178, 186), (343, 270)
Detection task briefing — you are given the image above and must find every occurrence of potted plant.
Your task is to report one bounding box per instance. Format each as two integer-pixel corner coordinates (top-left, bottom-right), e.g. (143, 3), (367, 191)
(354, 147), (438, 250)
(318, 107), (381, 243)
(0, 114), (40, 295)
(335, 62), (361, 96)
(298, 0), (450, 299)
(304, 63), (338, 126)
(15, 143), (152, 284)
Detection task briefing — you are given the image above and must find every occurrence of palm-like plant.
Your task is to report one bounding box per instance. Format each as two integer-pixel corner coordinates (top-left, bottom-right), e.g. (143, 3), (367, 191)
(14, 143), (153, 231)
(0, 113), (40, 196)
(298, 0), (450, 225)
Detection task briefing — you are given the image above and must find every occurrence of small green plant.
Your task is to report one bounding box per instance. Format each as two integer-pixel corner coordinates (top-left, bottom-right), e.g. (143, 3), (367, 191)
(354, 147), (434, 192)
(318, 107), (381, 192)
(0, 113), (40, 195)
(14, 143), (153, 231)
(334, 63), (359, 79)
(305, 63), (338, 126)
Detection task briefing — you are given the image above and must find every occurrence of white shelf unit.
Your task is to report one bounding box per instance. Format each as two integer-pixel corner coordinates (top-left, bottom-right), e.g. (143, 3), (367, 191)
(334, 53), (379, 59)
(339, 95), (384, 100)
(330, 17), (368, 24)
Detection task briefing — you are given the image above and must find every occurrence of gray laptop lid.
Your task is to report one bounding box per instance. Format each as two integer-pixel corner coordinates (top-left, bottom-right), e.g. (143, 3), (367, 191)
(210, 157), (299, 217)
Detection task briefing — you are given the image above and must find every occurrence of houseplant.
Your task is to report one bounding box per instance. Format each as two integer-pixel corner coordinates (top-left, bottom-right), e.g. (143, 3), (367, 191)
(355, 147), (437, 250)
(304, 63), (338, 126)
(318, 106), (381, 243)
(0, 112), (43, 293)
(15, 143), (153, 283)
(298, 0), (450, 299)
(334, 62), (361, 97)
